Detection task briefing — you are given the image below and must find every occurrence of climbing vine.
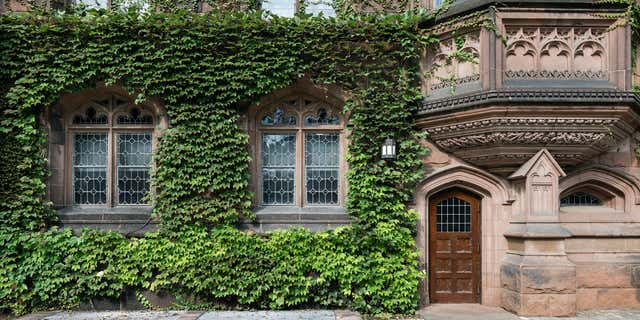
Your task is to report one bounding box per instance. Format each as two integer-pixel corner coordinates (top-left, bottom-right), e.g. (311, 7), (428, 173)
(0, 7), (436, 317)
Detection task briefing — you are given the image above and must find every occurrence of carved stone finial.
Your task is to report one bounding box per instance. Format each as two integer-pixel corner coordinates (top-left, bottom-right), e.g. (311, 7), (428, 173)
(509, 149), (565, 218)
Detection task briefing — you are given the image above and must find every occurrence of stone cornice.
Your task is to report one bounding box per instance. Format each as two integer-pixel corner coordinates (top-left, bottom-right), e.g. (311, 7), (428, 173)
(418, 89), (640, 117)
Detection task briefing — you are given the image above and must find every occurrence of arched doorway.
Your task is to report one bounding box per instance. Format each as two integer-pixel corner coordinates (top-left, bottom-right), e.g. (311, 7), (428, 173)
(429, 189), (481, 303)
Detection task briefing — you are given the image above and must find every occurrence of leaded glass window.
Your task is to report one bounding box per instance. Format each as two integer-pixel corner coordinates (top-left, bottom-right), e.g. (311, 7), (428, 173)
(304, 108), (340, 126)
(305, 133), (339, 204)
(117, 133), (152, 205)
(262, 0), (295, 17)
(257, 96), (343, 207)
(73, 133), (108, 204)
(262, 134), (297, 205)
(261, 107), (297, 126)
(67, 95), (155, 207)
(117, 107), (153, 125)
(560, 191), (603, 207)
(436, 197), (472, 232)
(261, 0), (334, 17)
(73, 107), (108, 125)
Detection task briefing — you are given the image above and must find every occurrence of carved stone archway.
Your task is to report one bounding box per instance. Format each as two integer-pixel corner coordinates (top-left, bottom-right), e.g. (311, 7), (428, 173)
(415, 164), (513, 306)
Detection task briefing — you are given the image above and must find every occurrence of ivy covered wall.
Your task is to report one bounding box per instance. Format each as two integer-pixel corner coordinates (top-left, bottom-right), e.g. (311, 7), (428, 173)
(0, 9), (434, 316)
(1, 0), (639, 317)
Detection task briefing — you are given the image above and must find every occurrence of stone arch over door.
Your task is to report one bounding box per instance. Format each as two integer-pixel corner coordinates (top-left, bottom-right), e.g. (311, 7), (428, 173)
(415, 165), (513, 306)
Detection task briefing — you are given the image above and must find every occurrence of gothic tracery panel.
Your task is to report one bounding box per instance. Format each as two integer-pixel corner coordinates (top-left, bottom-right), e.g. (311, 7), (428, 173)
(505, 26), (608, 80)
(429, 32), (481, 92)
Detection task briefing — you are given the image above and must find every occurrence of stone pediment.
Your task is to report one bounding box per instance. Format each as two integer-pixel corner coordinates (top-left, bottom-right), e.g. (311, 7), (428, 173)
(418, 103), (640, 175)
(509, 149), (566, 180)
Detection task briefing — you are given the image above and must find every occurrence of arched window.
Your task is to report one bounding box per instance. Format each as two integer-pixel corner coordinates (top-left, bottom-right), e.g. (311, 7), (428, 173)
(560, 191), (603, 207)
(66, 95), (156, 206)
(257, 96), (344, 207)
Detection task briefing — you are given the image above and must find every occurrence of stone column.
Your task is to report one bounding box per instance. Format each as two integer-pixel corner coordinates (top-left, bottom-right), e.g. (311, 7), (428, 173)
(500, 149), (576, 316)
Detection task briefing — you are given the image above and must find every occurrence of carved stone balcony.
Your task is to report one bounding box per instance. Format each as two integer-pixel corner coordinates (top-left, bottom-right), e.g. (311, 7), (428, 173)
(417, 89), (640, 175)
(419, 4), (639, 175)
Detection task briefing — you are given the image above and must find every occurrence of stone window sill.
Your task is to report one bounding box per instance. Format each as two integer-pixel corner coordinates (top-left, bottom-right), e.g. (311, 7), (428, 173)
(56, 206), (157, 236)
(250, 206), (349, 223)
(245, 206), (351, 232)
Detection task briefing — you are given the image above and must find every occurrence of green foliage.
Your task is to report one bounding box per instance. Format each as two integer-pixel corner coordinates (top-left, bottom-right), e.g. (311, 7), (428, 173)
(0, 7), (439, 316)
(153, 106), (254, 230)
(0, 226), (407, 314)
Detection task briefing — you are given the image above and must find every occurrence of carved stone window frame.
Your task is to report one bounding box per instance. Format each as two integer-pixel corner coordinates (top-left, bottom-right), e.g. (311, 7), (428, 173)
(43, 86), (169, 210)
(255, 95), (345, 207)
(247, 82), (348, 210)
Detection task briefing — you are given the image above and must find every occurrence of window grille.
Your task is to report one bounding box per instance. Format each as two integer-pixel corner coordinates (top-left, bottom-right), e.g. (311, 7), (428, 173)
(436, 197), (472, 232)
(262, 133), (297, 205)
(73, 133), (108, 204)
(560, 191), (602, 206)
(305, 133), (339, 205)
(117, 133), (152, 205)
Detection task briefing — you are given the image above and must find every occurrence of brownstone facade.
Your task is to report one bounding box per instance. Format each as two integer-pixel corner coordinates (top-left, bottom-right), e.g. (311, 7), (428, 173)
(8, 0), (639, 316)
(414, 1), (640, 316)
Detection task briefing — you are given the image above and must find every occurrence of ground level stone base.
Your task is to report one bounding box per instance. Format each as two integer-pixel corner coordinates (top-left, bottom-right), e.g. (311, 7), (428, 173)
(500, 258), (577, 316)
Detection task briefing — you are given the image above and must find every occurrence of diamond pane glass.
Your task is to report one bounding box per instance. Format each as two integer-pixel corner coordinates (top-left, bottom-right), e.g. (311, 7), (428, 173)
(560, 191), (602, 206)
(73, 133), (108, 204)
(436, 197), (472, 232)
(262, 133), (296, 205)
(305, 133), (339, 205)
(117, 133), (152, 205)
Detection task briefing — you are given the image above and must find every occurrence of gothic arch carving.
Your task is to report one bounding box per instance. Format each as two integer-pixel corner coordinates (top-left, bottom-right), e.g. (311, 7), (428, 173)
(415, 164), (513, 306)
(506, 41), (537, 71)
(574, 41), (606, 72)
(540, 41), (571, 71)
(560, 166), (640, 212)
(504, 25), (609, 80)
(417, 164), (513, 205)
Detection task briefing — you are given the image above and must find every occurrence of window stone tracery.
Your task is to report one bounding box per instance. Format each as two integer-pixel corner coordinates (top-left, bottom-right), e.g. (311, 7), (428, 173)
(256, 95), (343, 208)
(61, 94), (158, 207)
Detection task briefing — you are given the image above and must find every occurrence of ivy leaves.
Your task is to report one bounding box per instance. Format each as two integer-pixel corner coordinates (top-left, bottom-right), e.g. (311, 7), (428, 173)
(0, 9), (434, 316)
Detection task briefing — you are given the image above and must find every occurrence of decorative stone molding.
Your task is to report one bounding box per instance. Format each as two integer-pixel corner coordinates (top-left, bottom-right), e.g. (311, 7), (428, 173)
(416, 164), (514, 205)
(426, 10), (489, 37)
(428, 31), (481, 92)
(502, 150), (577, 317)
(418, 89), (640, 116)
(436, 132), (611, 151)
(428, 118), (618, 135)
(504, 69), (606, 80)
(560, 166), (640, 212)
(417, 103), (640, 175)
(505, 26), (608, 80)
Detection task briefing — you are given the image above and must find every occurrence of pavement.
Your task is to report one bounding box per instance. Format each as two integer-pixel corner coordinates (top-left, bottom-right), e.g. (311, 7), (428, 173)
(13, 310), (361, 320)
(12, 305), (640, 320)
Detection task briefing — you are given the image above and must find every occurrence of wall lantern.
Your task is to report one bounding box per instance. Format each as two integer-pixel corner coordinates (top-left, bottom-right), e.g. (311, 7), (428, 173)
(381, 138), (397, 160)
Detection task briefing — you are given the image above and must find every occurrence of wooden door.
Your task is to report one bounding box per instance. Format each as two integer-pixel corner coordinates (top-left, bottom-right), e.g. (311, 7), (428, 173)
(428, 190), (480, 303)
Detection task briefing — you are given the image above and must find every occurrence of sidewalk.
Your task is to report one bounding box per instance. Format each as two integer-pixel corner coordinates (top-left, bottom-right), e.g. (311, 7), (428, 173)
(14, 306), (640, 320)
(16, 310), (363, 320)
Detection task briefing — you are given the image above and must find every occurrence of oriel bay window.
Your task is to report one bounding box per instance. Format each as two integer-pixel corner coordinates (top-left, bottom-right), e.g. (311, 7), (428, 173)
(257, 96), (344, 207)
(65, 95), (155, 207)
